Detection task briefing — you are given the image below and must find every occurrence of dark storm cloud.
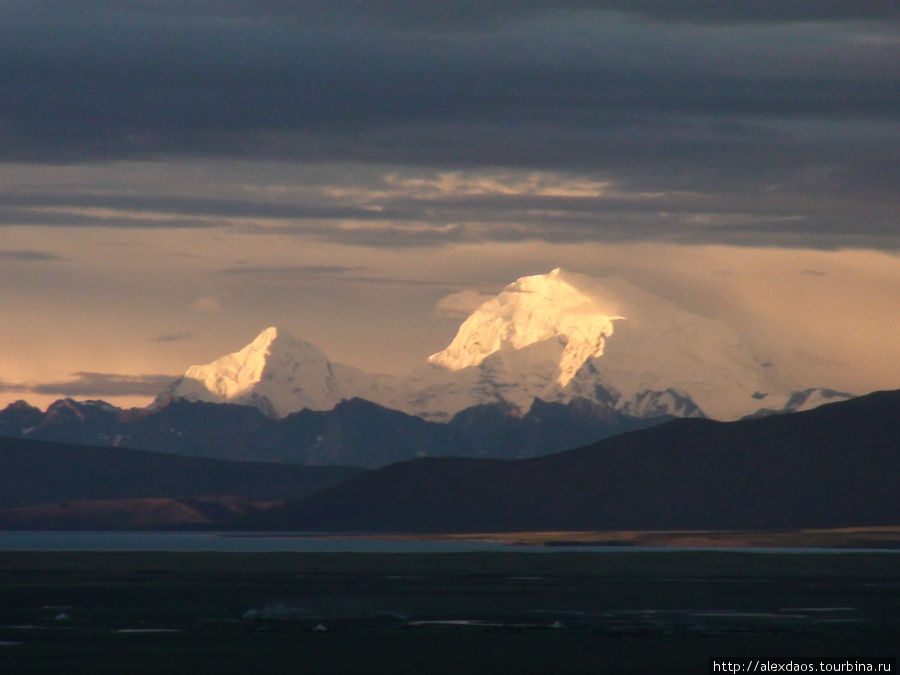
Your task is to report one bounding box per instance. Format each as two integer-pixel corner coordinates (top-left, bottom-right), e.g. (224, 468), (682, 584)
(7, 1), (895, 26)
(0, 372), (175, 397)
(578, 1), (898, 24)
(2, 2), (894, 162)
(0, 1), (896, 249)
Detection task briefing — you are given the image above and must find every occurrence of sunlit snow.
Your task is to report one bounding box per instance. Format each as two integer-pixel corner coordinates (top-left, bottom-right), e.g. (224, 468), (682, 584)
(165, 268), (844, 421)
(428, 267), (624, 387)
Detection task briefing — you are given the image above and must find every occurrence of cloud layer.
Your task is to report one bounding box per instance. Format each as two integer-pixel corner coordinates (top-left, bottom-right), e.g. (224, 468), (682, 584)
(1, 2), (896, 249)
(1, 372), (176, 398)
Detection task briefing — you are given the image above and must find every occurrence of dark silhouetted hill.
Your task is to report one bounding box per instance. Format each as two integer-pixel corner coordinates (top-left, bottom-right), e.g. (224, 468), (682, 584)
(243, 390), (900, 532)
(0, 396), (666, 467)
(0, 435), (360, 510)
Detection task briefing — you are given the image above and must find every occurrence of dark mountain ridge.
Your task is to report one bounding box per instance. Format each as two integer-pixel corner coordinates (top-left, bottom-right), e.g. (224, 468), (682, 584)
(0, 395), (668, 467)
(0, 435), (361, 510)
(242, 389), (900, 532)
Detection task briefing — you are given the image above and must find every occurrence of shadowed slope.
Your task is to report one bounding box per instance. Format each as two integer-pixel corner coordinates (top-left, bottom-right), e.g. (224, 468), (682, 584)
(244, 390), (899, 532)
(0, 436), (361, 509)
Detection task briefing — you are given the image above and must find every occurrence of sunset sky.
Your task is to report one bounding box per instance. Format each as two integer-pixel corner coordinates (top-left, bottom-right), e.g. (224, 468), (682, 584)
(1, 1), (898, 410)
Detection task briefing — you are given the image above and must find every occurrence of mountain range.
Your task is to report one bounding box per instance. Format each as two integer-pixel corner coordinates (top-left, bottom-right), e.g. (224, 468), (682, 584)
(1, 390), (896, 531)
(239, 389), (900, 532)
(164, 268), (852, 423)
(0, 268), (855, 468)
(1, 268), (891, 533)
(0, 395), (666, 467)
(0, 433), (359, 509)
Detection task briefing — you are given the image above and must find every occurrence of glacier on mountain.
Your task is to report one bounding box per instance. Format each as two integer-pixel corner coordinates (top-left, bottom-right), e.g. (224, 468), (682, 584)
(390, 268), (800, 420)
(428, 268), (623, 387)
(162, 268), (849, 421)
(165, 327), (394, 418)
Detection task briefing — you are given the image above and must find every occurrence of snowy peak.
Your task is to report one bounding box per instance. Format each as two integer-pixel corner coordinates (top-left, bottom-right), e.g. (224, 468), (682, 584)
(560, 274), (793, 420)
(182, 328), (282, 397)
(167, 326), (402, 418)
(168, 327), (347, 417)
(428, 268), (624, 387)
(160, 270), (844, 424)
(420, 268), (796, 420)
(181, 326), (332, 402)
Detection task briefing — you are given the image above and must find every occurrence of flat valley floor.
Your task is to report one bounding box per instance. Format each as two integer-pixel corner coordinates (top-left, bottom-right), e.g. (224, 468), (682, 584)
(0, 550), (897, 673)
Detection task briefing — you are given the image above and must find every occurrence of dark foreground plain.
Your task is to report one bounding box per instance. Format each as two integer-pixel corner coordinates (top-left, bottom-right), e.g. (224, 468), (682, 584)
(0, 551), (897, 674)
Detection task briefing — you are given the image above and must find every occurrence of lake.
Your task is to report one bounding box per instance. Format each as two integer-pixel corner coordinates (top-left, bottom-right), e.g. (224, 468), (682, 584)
(2, 531), (898, 553)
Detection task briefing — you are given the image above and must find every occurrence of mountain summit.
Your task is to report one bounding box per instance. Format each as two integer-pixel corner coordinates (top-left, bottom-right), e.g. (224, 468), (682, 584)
(429, 268), (623, 387)
(161, 269), (850, 421)
(164, 326), (382, 417)
(404, 268), (804, 420)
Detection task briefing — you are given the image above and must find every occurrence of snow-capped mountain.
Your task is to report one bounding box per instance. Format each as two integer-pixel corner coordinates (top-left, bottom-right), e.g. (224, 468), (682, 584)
(428, 269), (622, 387)
(164, 326), (395, 418)
(161, 269), (851, 421)
(546, 270), (794, 419)
(392, 268), (804, 420)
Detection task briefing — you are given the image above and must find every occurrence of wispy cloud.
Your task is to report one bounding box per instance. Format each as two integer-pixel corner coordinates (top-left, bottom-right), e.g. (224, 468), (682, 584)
(190, 296), (223, 314)
(218, 264), (361, 277)
(0, 372), (176, 397)
(218, 264), (459, 288)
(0, 249), (66, 261)
(150, 332), (194, 343)
(433, 290), (495, 318)
(3, 157), (895, 248)
(0, 206), (222, 230)
(0, 192), (400, 221)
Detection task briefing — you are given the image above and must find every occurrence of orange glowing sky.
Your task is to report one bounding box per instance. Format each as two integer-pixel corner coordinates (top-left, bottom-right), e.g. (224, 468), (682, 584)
(1, 3), (897, 410)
